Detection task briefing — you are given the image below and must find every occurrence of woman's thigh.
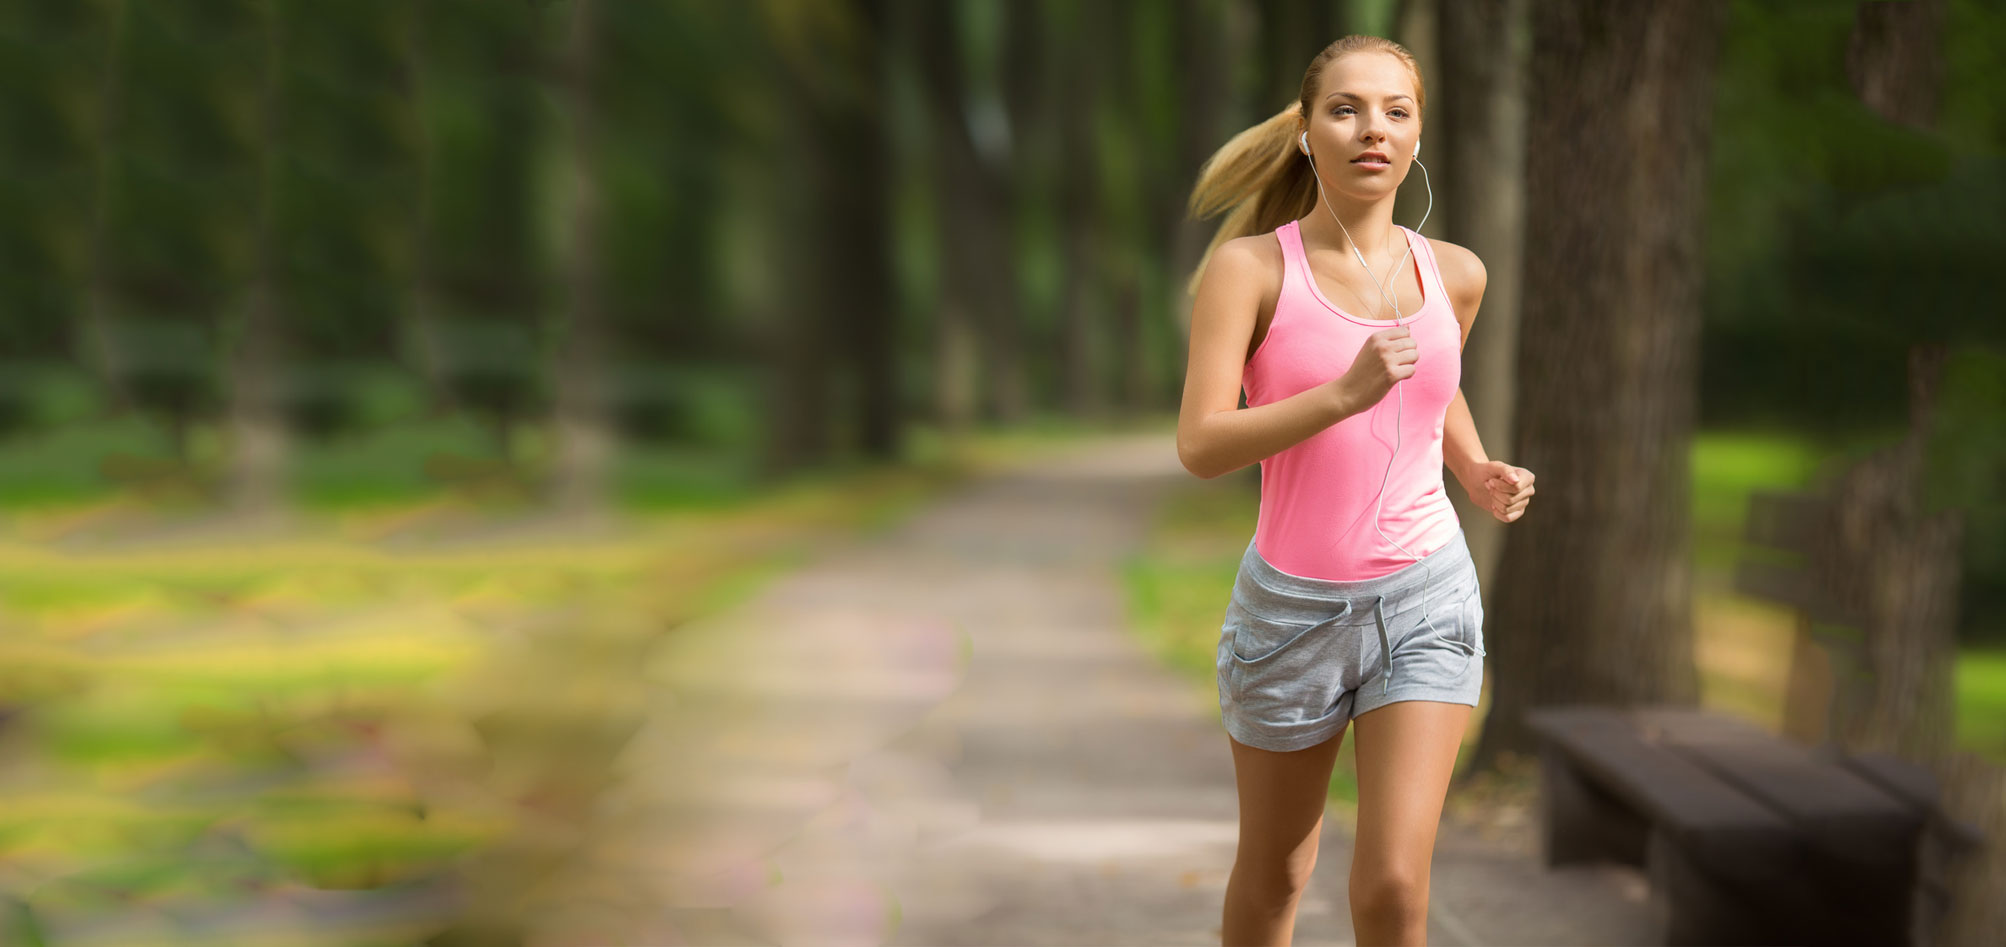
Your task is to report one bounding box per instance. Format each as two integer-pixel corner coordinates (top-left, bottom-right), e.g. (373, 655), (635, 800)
(1348, 699), (1471, 882)
(1227, 728), (1346, 874)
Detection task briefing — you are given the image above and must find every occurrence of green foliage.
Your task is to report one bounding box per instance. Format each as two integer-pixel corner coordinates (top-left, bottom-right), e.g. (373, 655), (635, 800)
(1703, 0), (2006, 434)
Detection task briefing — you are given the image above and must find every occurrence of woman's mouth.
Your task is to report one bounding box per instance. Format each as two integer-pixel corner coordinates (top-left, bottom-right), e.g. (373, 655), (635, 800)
(1351, 152), (1391, 170)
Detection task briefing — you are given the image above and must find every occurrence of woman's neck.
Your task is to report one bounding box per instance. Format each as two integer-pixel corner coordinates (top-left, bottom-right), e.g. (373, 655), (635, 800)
(1298, 194), (1401, 262)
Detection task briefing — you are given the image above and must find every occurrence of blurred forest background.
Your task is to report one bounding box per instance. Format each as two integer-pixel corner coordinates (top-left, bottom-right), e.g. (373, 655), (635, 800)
(3, 0), (2005, 943)
(7, 0), (2003, 624)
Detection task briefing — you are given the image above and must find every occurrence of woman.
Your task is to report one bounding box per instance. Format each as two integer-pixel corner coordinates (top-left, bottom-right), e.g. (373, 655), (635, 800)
(1175, 35), (1537, 946)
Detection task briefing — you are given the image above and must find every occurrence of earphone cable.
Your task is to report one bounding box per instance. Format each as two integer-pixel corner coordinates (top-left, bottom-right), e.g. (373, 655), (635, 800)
(1303, 136), (1441, 647)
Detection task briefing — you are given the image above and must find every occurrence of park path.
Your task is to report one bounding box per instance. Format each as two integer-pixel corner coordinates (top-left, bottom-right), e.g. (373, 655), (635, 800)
(575, 431), (1657, 945)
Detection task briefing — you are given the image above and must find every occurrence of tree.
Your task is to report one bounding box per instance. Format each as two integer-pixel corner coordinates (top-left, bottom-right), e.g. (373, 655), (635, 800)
(1813, 0), (1967, 760)
(911, 0), (1024, 427)
(760, 0), (898, 472)
(1467, 0), (1727, 774)
(224, 0), (288, 515)
(547, 0), (614, 513)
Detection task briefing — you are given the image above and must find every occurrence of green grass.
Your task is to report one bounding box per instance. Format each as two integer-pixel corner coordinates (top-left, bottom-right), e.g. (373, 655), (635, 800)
(1956, 646), (2006, 754)
(0, 417), (1127, 942)
(1688, 428), (1827, 571)
(0, 408), (1170, 514)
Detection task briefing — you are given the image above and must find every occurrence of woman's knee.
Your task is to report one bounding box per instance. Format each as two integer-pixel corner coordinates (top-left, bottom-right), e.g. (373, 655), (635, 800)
(1233, 838), (1320, 900)
(1349, 866), (1426, 928)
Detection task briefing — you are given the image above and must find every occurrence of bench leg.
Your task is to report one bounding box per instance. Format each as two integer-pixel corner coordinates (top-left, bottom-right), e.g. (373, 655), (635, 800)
(1646, 826), (1794, 947)
(1539, 746), (1648, 868)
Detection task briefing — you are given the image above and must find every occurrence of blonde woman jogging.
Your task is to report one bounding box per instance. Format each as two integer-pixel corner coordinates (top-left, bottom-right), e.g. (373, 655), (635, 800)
(1175, 35), (1538, 946)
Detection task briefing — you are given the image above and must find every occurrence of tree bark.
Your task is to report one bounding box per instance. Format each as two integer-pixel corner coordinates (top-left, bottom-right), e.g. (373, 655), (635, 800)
(81, 0), (133, 417)
(830, 0), (898, 460)
(1844, 0), (1946, 130)
(1053, 0), (1105, 419)
(913, 0), (1025, 426)
(1821, 345), (1963, 758)
(548, 0), (614, 514)
(1170, 0), (1232, 309)
(1467, 0), (1725, 775)
(763, 0), (897, 472)
(226, 0), (289, 516)
(1250, 0), (1342, 112)
(1825, 0), (1964, 767)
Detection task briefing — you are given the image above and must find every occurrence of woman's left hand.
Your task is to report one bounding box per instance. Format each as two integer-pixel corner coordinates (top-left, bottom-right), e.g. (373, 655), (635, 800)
(1465, 460), (1535, 523)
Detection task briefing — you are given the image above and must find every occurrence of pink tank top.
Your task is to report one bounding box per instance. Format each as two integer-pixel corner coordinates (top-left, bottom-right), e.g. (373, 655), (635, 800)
(1244, 219), (1461, 581)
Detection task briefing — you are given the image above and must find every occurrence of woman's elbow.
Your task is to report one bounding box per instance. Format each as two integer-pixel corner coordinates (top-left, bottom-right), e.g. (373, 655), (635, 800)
(1177, 436), (1216, 480)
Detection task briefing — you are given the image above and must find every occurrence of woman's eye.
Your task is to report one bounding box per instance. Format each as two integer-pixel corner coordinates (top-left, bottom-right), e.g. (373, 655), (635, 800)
(1332, 106), (1410, 118)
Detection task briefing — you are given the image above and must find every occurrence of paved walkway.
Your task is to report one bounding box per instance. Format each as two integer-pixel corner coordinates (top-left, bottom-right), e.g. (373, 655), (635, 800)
(585, 432), (1657, 945)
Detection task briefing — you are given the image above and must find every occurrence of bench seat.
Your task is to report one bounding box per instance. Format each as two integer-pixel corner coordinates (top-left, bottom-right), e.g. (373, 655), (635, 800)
(1525, 703), (1960, 946)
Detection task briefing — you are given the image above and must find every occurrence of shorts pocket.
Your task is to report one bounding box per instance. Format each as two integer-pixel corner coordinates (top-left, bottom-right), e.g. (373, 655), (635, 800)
(1227, 599), (1349, 665)
(1457, 587), (1487, 659)
(1224, 597), (1352, 705)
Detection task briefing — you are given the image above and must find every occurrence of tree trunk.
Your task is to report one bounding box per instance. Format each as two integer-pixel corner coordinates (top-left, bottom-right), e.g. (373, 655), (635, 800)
(913, 0), (1025, 426)
(761, 0), (896, 471)
(1467, 0), (1725, 775)
(1170, 0), (1232, 307)
(549, 0), (614, 514)
(1101, 0), (1147, 416)
(1824, 0), (1963, 765)
(1434, 0), (1529, 642)
(762, 67), (835, 474)
(1053, 0), (1105, 419)
(226, 0), (289, 517)
(829, 0), (897, 460)
(1822, 345), (1963, 758)
(81, 0), (133, 417)
(1844, 0), (1946, 130)
(1251, 0), (1341, 112)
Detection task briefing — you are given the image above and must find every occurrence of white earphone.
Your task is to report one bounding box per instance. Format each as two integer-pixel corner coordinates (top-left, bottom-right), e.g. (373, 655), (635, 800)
(1299, 124), (1445, 677)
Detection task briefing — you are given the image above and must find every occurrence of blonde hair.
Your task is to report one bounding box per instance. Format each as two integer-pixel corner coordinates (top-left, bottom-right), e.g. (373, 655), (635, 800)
(1185, 36), (1426, 296)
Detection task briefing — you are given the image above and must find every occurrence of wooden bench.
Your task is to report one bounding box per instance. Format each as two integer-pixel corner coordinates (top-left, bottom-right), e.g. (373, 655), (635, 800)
(1526, 703), (1986, 946)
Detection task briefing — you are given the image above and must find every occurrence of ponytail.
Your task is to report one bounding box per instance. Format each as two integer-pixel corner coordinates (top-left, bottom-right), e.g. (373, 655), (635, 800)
(1184, 104), (1318, 297)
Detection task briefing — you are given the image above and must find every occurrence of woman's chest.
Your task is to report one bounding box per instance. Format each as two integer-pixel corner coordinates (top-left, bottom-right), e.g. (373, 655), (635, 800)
(1245, 303), (1462, 407)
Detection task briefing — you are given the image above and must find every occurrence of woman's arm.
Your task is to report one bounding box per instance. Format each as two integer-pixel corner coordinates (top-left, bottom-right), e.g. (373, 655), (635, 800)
(1444, 387), (1489, 493)
(1176, 238), (1365, 480)
(1436, 240), (1490, 495)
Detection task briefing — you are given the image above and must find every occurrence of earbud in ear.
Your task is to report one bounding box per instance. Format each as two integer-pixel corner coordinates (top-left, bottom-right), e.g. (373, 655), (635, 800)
(1300, 131), (1310, 156)
(1414, 138), (1421, 158)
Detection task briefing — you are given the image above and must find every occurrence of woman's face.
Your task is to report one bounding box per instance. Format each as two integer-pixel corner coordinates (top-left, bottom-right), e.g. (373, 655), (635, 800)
(1302, 51), (1421, 200)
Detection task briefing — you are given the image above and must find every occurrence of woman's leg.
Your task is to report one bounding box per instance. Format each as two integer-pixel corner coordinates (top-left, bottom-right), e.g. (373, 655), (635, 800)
(1221, 729), (1346, 946)
(1346, 699), (1472, 946)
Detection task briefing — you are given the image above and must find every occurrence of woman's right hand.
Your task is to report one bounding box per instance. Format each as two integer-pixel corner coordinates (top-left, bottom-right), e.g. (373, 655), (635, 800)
(1334, 325), (1418, 411)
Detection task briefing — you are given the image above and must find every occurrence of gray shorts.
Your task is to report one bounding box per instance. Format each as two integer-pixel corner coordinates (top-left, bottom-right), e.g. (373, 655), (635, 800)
(1215, 525), (1487, 752)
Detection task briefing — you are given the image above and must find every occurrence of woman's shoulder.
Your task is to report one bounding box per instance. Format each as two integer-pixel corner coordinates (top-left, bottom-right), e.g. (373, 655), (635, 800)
(1203, 232), (1283, 280)
(1207, 231), (1287, 292)
(1423, 236), (1487, 313)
